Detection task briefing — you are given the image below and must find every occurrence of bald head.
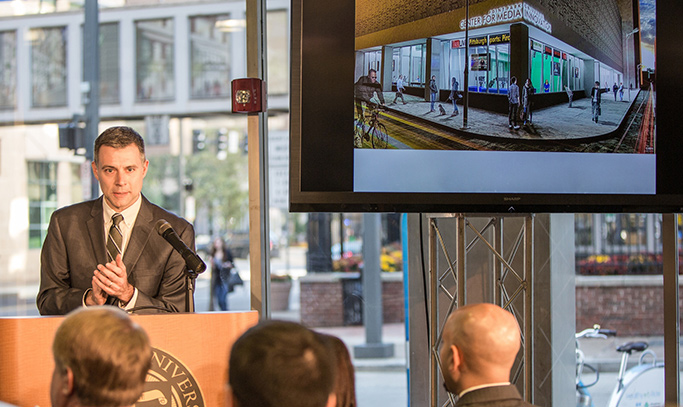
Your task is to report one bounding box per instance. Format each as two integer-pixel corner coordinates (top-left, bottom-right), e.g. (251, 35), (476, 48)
(439, 303), (521, 394)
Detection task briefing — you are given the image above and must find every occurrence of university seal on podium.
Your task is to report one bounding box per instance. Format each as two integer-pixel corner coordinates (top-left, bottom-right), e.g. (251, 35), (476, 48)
(135, 348), (205, 407)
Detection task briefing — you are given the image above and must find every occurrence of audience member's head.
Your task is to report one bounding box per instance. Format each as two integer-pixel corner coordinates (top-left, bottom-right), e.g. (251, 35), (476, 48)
(227, 320), (336, 407)
(50, 307), (152, 407)
(439, 303), (521, 395)
(318, 333), (356, 407)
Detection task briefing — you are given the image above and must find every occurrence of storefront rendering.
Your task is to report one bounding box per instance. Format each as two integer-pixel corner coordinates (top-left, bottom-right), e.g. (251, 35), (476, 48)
(355, 0), (636, 110)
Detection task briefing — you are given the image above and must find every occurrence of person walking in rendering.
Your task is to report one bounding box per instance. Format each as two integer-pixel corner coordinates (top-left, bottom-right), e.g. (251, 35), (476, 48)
(619, 82), (624, 101)
(508, 76), (520, 130)
(612, 82), (618, 101)
(521, 78), (535, 126)
(448, 77), (459, 116)
(565, 85), (573, 108)
(590, 81), (608, 123)
(429, 75), (438, 112)
(392, 74), (407, 105)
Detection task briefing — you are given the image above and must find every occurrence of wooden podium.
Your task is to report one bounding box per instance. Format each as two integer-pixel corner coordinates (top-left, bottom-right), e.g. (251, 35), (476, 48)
(0, 311), (258, 407)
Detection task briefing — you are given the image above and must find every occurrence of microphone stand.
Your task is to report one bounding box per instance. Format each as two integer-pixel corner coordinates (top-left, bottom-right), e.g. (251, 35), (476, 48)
(184, 268), (200, 313)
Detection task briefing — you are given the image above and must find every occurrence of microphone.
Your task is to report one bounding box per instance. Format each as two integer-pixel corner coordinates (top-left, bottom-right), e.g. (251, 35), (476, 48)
(155, 219), (206, 274)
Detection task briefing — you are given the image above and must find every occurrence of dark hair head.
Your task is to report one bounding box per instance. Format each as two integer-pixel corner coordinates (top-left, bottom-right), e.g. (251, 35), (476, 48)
(94, 126), (146, 165)
(595, 81), (600, 86)
(229, 320), (336, 407)
(510, 76), (517, 84)
(53, 307), (152, 407)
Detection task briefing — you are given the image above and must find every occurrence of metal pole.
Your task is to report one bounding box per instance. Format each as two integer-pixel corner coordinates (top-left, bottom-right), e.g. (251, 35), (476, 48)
(524, 215), (534, 403)
(429, 218), (438, 407)
(462, 0), (469, 129)
(246, 0), (271, 319)
(662, 214), (680, 404)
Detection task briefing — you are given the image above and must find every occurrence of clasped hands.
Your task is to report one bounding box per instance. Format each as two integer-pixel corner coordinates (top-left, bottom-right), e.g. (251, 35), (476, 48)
(86, 254), (135, 306)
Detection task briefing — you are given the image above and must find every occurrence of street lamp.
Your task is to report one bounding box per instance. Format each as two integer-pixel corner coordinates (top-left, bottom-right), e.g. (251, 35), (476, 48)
(625, 28), (639, 101)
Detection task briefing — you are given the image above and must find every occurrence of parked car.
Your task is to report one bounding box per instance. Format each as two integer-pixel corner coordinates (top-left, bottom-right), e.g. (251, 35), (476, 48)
(225, 230), (281, 259)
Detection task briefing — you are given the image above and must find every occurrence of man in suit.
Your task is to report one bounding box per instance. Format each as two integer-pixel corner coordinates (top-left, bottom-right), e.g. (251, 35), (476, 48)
(50, 306), (152, 407)
(37, 126), (196, 315)
(226, 320), (337, 407)
(439, 303), (536, 407)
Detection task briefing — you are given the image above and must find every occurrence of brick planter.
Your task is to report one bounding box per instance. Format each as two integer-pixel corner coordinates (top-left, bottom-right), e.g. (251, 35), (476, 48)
(300, 272), (404, 327)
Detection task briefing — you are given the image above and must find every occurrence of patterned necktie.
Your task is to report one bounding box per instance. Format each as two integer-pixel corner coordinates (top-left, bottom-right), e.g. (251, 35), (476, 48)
(107, 213), (124, 262)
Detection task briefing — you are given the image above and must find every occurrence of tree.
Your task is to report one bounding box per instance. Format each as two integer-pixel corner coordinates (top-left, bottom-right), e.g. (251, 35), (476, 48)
(185, 150), (248, 235)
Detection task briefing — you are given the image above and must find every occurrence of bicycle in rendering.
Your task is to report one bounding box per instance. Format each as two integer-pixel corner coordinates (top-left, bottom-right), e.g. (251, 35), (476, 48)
(354, 102), (389, 149)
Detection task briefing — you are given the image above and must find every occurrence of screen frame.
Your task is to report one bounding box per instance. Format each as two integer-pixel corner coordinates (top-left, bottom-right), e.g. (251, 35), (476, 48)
(290, 0), (683, 213)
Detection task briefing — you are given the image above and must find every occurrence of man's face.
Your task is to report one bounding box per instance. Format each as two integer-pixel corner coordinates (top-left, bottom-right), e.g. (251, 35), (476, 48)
(92, 144), (149, 212)
(369, 72), (377, 82)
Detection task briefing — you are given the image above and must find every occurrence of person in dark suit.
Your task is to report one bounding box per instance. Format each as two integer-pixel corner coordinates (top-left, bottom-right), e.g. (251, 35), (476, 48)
(37, 126), (197, 315)
(50, 306), (151, 407)
(439, 303), (536, 407)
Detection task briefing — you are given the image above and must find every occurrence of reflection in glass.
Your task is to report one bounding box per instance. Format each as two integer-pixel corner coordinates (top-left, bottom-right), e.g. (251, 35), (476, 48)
(190, 15), (231, 99)
(30, 27), (67, 107)
(0, 30), (17, 110)
(136, 18), (174, 102)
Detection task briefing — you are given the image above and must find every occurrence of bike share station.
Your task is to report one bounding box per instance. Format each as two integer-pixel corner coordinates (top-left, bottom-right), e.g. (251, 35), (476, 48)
(404, 213), (679, 407)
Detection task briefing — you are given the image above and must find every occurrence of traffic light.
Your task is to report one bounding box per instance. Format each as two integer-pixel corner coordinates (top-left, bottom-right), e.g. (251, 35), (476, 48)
(58, 123), (85, 152)
(192, 130), (206, 153)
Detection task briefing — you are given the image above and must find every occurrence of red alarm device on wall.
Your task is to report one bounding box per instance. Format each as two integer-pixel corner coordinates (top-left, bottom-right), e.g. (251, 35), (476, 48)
(231, 78), (267, 113)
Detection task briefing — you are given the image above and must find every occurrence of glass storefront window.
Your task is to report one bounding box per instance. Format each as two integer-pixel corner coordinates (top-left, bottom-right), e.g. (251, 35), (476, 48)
(189, 15), (231, 99)
(542, 47), (551, 93)
(0, 30), (16, 110)
(136, 18), (174, 102)
(490, 43), (509, 94)
(469, 44), (487, 92)
(100, 23), (120, 104)
(552, 52), (560, 92)
(530, 43), (542, 93)
(30, 26), (67, 107)
(410, 44), (424, 86)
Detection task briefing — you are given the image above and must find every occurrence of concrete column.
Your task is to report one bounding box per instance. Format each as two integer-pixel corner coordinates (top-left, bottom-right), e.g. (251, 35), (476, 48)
(354, 213), (394, 358)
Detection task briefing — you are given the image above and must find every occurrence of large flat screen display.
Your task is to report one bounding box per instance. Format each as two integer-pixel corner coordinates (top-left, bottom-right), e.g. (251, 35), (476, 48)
(290, 0), (680, 213)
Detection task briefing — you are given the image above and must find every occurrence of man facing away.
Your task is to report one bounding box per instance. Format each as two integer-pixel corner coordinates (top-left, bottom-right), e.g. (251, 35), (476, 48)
(226, 320), (336, 407)
(439, 303), (536, 407)
(50, 307), (152, 407)
(37, 125), (197, 315)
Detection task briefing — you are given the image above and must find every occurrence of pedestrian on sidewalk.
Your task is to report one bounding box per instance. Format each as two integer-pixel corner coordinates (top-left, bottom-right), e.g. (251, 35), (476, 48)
(448, 77), (460, 116)
(508, 76), (520, 130)
(590, 81), (608, 123)
(565, 85), (573, 107)
(392, 75), (407, 105)
(619, 82), (624, 101)
(613, 82), (618, 101)
(521, 78), (535, 126)
(429, 75), (438, 112)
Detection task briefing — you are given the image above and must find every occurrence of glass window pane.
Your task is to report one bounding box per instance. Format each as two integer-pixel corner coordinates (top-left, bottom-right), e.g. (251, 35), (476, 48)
(190, 15), (231, 99)
(30, 27), (67, 107)
(267, 10), (288, 95)
(136, 18), (174, 102)
(100, 23), (120, 104)
(0, 30), (17, 110)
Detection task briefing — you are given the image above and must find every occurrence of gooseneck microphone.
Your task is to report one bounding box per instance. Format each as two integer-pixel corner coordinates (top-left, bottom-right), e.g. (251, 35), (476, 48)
(155, 219), (206, 274)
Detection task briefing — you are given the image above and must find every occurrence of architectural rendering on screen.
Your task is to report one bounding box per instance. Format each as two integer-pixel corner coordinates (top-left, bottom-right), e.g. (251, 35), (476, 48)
(352, 0), (655, 155)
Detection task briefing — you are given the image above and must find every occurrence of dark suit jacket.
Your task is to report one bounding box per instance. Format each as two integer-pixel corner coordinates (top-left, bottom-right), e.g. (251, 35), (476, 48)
(37, 195), (196, 315)
(456, 384), (536, 407)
